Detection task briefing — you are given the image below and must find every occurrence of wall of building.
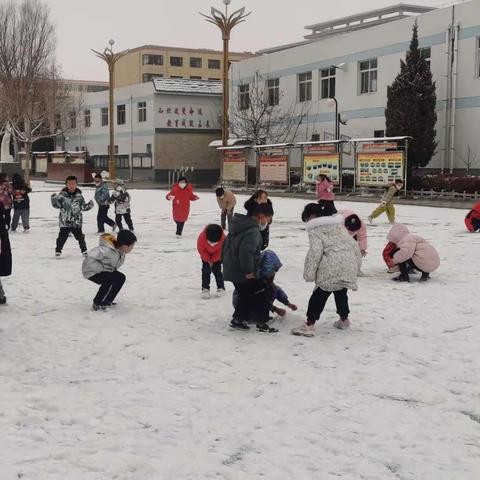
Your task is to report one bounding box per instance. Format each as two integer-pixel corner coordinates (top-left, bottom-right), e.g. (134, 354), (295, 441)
(230, 1), (480, 173)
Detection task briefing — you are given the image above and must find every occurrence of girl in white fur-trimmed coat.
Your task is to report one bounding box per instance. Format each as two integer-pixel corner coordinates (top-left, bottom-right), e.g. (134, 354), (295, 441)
(292, 202), (361, 337)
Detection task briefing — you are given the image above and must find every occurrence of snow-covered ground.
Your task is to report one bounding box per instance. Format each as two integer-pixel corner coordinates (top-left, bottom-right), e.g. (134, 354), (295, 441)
(1, 183), (479, 480)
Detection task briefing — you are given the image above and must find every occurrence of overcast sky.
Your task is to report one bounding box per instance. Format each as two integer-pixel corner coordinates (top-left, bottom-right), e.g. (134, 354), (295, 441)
(48, 0), (453, 81)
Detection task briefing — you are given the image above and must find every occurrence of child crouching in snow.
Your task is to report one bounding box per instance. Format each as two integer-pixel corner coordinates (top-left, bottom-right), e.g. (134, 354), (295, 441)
(386, 224), (440, 282)
(197, 224), (226, 299)
(465, 201), (480, 232)
(292, 202), (361, 337)
(82, 230), (137, 311)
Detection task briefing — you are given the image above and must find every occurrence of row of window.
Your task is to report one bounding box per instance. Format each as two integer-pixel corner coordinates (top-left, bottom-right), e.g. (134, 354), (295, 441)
(94, 154), (153, 170)
(142, 73), (221, 83)
(142, 54), (221, 69)
(69, 102), (148, 129)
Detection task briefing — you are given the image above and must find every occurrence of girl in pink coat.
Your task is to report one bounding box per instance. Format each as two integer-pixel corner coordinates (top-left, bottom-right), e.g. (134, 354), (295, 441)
(386, 223), (440, 282)
(316, 174), (335, 203)
(340, 210), (367, 257)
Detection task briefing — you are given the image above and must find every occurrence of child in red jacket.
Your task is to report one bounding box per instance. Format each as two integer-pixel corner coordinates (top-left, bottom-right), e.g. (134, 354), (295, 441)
(465, 201), (480, 232)
(197, 224), (226, 299)
(166, 176), (199, 236)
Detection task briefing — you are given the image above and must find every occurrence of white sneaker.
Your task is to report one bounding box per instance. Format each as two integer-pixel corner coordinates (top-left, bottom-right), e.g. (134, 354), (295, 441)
(367, 216), (373, 224)
(55, 251), (61, 258)
(215, 288), (226, 297)
(333, 318), (350, 330)
(291, 323), (315, 337)
(201, 289), (211, 299)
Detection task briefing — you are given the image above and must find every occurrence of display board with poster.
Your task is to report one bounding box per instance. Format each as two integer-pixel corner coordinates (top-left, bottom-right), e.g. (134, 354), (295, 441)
(303, 146), (340, 185)
(222, 149), (247, 183)
(356, 151), (404, 186)
(258, 153), (289, 184)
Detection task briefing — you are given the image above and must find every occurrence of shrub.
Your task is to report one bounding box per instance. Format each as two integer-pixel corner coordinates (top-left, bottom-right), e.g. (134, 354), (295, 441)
(410, 174), (480, 193)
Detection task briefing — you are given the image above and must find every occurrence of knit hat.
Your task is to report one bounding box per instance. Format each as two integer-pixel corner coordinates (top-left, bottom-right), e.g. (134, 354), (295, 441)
(345, 214), (361, 232)
(215, 187), (225, 197)
(117, 230), (137, 246)
(205, 224), (223, 242)
(259, 250), (282, 278)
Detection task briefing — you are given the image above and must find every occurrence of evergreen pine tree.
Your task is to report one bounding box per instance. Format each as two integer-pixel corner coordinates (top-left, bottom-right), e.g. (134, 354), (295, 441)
(385, 22), (437, 177)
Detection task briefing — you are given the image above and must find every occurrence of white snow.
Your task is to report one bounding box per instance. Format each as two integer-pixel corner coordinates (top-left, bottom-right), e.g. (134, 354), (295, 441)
(1, 182), (479, 480)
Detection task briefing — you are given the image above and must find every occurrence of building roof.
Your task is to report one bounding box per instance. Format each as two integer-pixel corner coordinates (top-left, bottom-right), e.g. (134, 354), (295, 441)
(153, 78), (222, 95)
(120, 44), (254, 58)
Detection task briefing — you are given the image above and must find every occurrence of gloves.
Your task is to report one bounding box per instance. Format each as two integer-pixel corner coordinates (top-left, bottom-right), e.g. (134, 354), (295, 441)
(275, 307), (287, 317)
(288, 303), (298, 311)
(167, 195), (175, 201)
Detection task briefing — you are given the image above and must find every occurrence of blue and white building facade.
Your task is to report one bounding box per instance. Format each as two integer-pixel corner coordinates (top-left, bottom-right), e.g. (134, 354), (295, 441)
(230, 2), (480, 173)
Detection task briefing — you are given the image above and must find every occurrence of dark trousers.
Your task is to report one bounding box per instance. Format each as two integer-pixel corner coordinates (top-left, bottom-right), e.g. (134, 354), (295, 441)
(220, 209), (234, 230)
(399, 260), (428, 277)
(89, 271), (126, 306)
(56, 227), (87, 253)
(97, 205), (115, 232)
(202, 261), (225, 290)
(306, 287), (350, 325)
(2, 208), (11, 230)
(176, 221), (185, 236)
(472, 218), (480, 231)
(116, 212), (134, 231)
(11, 209), (30, 231)
(233, 280), (270, 323)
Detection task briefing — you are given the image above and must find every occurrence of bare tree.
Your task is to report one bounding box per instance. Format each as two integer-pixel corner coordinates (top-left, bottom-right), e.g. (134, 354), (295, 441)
(0, 0), (74, 182)
(230, 73), (310, 146)
(459, 144), (479, 175)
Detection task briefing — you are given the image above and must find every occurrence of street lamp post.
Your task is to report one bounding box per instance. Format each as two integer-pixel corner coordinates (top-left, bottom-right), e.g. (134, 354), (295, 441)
(92, 40), (128, 180)
(201, 1), (250, 147)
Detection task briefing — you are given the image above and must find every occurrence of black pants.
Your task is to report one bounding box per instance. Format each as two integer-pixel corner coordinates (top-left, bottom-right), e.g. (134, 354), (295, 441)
(233, 280), (270, 323)
(56, 227), (87, 253)
(2, 208), (11, 230)
(202, 261), (225, 290)
(89, 271), (126, 306)
(176, 221), (185, 236)
(97, 205), (115, 232)
(399, 260), (428, 276)
(472, 218), (480, 231)
(220, 209), (234, 230)
(306, 287), (349, 325)
(116, 212), (134, 231)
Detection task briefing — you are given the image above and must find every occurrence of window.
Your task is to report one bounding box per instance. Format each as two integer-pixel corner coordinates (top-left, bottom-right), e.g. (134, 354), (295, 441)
(374, 130), (385, 138)
(208, 78), (220, 81)
(55, 114), (61, 130)
(420, 47), (431, 70)
(171, 75), (183, 79)
(311, 133), (320, 141)
(117, 104), (126, 125)
(208, 59), (221, 69)
(138, 102), (147, 122)
(239, 84), (250, 110)
(116, 156), (129, 169)
(69, 111), (76, 129)
(190, 76), (202, 80)
(359, 59), (378, 94)
(298, 72), (312, 102)
(132, 155), (153, 169)
(190, 57), (202, 68)
(84, 109), (91, 128)
(142, 54), (163, 66)
(477, 37), (480, 77)
(267, 78), (280, 106)
(146, 143), (152, 154)
(320, 67), (336, 99)
(108, 145), (119, 155)
(143, 73), (163, 83)
(170, 56), (183, 67)
(101, 107), (108, 126)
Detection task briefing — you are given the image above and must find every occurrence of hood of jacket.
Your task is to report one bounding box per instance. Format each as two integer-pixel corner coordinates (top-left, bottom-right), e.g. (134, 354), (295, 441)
(305, 214), (343, 233)
(229, 213), (259, 236)
(99, 233), (117, 250)
(387, 223), (410, 245)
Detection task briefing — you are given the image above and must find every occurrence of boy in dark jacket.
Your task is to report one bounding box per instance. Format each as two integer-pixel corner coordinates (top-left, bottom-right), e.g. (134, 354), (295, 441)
(222, 203), (274, 332)
(11, 173), (31, 233)
(51, 176), (94, 257)
(0, 203), (12, 304)
(94, 174), (116, 234)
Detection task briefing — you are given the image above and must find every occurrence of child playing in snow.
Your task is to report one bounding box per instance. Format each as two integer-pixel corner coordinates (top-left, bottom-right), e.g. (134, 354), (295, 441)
(51, 176), (94, 257)
(94, 173), (116, 233)
(110, 180), (134, 231)
(197, 223), (226, 299)
(82, 229), (137, 311)
(292, 202), (361, 337)
(0, 202), (12, 305)
(386, 223), (440, 282)
(340, 209), (368, 257)
(166, 176), (199, 236)
(11, 173), (31, 233)
(368, 179), (404, 224)
(0, 173), (12, 230)
(215, 187), (236, 230)
(316, 174), (335, 204)
(465, 201), (480, 232)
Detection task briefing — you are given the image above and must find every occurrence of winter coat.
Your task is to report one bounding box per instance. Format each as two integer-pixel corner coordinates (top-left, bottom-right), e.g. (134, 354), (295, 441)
(166, 183), (199, 223)
(110, 185), (131, 214)
(316, 179), (335, 201)
(0, 180), (13, 209)
(383, 241), (398, 269)
(94, 182), (111, 207)
(387, 223), (440, 273)
(51, 187), (94, 228)
(11, 182), (31, 210)
(82, 233), (125, 279)
(222, 213), (263, 284)
(217, 189), (237, 211)
(303, 215), (361, 292)
(381, 185), (400, 204)
(465, 202), (480, 232)
(0, 205), (12, 277)
(340, 210), (368, 252)
(197, 227), (226, 264)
